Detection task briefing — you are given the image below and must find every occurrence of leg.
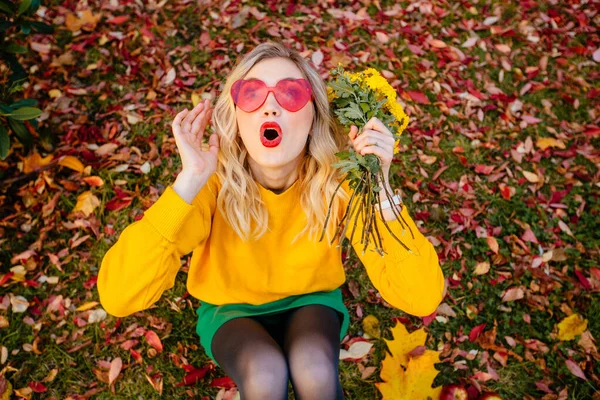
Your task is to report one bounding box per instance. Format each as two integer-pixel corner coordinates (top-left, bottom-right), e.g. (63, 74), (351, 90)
(282, 305), (344, 400)
(211, 317), (290, 400)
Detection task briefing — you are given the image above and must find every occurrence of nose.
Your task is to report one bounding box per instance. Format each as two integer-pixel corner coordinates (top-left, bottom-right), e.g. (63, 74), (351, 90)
(262, 91), (281, 116)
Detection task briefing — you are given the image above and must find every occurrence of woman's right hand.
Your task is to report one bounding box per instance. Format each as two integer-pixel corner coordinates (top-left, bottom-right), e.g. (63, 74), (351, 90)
(171, 98), (219, 184)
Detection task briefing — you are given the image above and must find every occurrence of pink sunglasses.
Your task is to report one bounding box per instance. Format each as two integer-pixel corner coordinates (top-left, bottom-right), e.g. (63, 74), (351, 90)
(231, 78), (313, 112)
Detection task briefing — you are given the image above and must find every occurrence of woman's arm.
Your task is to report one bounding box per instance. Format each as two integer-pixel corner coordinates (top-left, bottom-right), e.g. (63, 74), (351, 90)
(342, 180), (445, 317)
(97, 173), (219, 317)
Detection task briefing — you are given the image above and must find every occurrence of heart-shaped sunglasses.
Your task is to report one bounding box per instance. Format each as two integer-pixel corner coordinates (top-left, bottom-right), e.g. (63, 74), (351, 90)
(231, 78), (313, 113)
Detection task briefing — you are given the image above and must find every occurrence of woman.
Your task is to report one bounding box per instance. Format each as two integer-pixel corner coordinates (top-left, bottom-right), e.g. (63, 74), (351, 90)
(98, 41), (445, 399)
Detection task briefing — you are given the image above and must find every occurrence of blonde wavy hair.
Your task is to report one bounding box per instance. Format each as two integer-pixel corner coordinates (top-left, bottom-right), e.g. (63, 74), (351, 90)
(210, 41), (350, 244)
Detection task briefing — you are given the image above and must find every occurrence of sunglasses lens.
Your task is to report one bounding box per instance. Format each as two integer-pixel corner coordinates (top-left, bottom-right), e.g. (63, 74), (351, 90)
(276, 79), (311, 112)
(234, 80), (266, 112)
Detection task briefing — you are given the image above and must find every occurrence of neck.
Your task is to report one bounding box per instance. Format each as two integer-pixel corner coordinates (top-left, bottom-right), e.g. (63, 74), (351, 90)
(249, 160), (301, 194)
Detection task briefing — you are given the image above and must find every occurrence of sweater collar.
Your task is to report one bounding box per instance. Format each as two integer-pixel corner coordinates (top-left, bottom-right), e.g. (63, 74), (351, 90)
(256, 178), (301, 197)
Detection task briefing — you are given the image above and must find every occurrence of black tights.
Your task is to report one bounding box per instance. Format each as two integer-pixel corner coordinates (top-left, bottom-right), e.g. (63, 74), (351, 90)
(211, 304), (345, 400)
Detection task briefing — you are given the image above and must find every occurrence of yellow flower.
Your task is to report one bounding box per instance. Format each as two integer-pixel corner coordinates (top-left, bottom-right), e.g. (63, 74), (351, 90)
(327, 86), (337, 102)
(353, 68), (410, 136)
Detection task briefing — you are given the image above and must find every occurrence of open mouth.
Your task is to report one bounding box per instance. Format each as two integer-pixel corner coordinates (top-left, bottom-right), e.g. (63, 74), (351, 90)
(260, 122), (283, 148)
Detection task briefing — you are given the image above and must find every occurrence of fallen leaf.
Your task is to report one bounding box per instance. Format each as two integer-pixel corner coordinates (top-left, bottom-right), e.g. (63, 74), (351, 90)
(536, 137), (566, 150)
(557, 314), (588, 341)
(72, 191), (101, 217)
(375, 320), (442, 399)
(339, 341), (373, 361)
(407, 91), (430, 104)
(144, 330), (164, 353)
(76, 301), (99, 311)
(501, 286), (524, 302)
(565, 358), (587, 380)
(58, 155), (85, 173)
(487, 236), (499, 254)
(495, 44), (511, 53)
(108, 357), (122, 386)
(362, 315), (381, 339)
(474, 261), (490, 275)
(522, 171), (540, 183)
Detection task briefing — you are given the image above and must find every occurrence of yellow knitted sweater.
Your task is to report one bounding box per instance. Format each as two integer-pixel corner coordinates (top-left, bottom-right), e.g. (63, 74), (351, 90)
(98, 174), (445, 317)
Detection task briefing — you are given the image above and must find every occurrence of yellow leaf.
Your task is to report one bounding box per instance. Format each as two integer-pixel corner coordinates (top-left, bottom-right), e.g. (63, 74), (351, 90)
(58, 155), (85, 173)
(76, 301), (99, 311)
(73, 191), (100, 217)
(557, 314), (588, 341)
(522, 170), (540, 183)
(474, 261), (490, 275)
(376, 320), (442, 399)
(536, 137), (566, 151)
(362, 315), (381, 339)
(191, 92), (202, 107)
(0, 378), (12, 400)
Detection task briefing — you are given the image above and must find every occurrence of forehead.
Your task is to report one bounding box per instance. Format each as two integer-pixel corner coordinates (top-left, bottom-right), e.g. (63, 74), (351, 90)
(244, 57), (304, 86)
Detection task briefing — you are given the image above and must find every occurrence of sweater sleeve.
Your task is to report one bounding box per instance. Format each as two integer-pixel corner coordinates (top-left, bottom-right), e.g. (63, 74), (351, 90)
(97, 174), (220, 317)
(341, 181), (445, 317)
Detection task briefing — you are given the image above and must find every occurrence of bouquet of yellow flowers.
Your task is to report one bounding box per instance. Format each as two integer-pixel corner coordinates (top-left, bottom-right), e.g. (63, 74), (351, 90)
(320, 65), (414, 256)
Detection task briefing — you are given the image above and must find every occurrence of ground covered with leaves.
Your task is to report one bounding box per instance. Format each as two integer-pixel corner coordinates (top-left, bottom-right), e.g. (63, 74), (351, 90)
(0, 0), (599, 399)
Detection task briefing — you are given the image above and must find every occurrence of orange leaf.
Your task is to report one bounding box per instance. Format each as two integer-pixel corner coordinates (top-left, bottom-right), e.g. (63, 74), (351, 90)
(58, 155), (85, 173)
(22, 153), (53, 173)
(536, 137), (566, 151)
(487, 236), (499, 254)
(144, 330), (163, 353)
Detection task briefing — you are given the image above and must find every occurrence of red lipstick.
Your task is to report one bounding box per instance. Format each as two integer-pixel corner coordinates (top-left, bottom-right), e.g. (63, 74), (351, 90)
(260, 121), (283, 148)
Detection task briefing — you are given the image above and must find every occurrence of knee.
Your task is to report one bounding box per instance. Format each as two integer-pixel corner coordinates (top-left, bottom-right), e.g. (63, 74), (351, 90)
(292, 363), (341, 399)
(240, 354), (289, 399)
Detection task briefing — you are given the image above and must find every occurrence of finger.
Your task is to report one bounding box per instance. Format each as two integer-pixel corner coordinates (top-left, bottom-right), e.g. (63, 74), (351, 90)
(363, 117), (393, 137)
(172, 109), (189, 135)
(208, 132), (220, 156)
(353, 129), (394, 148)
(182, 102), (205, 131)
(360, 144), (393, 164)
(348, 125), (359, 140)
(190, 103), (212, 134)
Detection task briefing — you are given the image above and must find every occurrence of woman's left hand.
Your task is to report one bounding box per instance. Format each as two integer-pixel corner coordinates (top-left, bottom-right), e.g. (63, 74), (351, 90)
(348, 117), (395, 183)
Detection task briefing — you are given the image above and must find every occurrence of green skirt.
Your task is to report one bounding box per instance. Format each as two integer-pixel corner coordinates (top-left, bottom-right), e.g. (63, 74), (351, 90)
(195, 288), (350, 367)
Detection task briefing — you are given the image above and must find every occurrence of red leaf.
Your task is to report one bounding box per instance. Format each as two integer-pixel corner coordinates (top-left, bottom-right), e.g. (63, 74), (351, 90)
(0, 272), (15, 286)
(407, 91), (430, 104)
(144, 330), (163, 352)
(28, 381), (48, 393)
(422, 311), (437, 326)
(475, 164), (495, 175)
(407, 345), (426, 358)
(469, 323), (487, 342)
(210, 376), (236, 389)
(574, 270), (592, 290)
(107, 16), (130, 24)
(175, 365), (212, 387)
(130, 348), (143, 364)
